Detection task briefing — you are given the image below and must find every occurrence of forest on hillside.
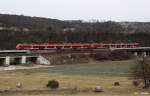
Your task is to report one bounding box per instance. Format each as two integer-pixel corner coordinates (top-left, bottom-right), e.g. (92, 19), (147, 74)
(0, 14), (150, 49)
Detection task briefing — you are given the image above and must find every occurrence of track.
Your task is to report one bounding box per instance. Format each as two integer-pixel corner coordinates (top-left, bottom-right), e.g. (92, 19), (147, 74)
(30, 49), (110, 54)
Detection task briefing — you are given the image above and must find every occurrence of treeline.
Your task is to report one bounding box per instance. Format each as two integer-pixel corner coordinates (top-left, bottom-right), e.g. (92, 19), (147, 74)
(0, 14), (150, 49)
(0, 30), (150, 49)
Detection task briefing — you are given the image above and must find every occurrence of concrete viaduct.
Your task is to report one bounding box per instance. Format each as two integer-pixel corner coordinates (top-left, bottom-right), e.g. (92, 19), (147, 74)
(0, 47), (150, 66)
(110, 47), (150, 57)
(0, 50), (50, 66)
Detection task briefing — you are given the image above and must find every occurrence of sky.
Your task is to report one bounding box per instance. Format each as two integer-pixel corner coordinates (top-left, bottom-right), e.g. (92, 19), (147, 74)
(0, 0), (150, 22)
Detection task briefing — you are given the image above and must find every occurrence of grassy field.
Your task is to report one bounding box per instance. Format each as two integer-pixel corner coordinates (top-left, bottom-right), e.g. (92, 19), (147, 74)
(21, 60), (135, 76)
(0, 60), (149, 96)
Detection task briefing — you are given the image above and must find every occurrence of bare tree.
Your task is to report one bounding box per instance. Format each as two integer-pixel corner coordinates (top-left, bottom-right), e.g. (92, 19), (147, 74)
(132, 58), (150, 88)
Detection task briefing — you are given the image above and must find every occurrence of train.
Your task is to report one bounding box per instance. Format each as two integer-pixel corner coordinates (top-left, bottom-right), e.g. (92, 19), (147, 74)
(16, 43), (139, 50)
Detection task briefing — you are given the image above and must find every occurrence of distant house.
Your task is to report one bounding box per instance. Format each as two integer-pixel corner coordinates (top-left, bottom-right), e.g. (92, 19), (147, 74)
(63, 28), (76, 32)
(0, 27), (5, 30)
(0, 26), (30, 32)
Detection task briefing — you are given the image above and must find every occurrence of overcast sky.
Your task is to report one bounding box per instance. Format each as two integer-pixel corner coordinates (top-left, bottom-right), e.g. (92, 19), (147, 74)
(0, 0), (150, 22)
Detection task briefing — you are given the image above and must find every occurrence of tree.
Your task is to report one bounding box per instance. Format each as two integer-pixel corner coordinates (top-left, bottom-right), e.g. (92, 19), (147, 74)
(132, 58), (150, 88)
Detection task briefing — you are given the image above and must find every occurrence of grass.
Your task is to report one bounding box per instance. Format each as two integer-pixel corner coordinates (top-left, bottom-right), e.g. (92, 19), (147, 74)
(19, 60), (135, 76)
(0, 60), (149, 96)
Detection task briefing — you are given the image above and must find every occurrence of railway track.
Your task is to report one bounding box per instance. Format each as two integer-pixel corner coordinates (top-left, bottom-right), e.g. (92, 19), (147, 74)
(29, 47), (150, 56)
(30, 49), (110, 54)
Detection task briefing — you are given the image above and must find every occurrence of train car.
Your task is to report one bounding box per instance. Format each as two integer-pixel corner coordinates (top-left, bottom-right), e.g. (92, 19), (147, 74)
(16, 43), (139, 50)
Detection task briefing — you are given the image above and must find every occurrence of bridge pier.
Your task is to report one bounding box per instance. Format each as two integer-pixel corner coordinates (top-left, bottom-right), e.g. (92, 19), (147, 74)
(134, 52), (138, 57)
(142, 51), (147, 57)
(4, 56), (10, 66)
(21, 56), (27, 64)
(0, 50), (50, 67)
(132, 51), (149, 57)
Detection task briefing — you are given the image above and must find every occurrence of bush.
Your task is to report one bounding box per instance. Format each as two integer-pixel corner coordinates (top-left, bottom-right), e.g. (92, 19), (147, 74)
(70, 86), (79, 94)
(90, 53), (109, 61)
(46, 80), (59, 89)
(109, 51), (132, 60)
(114, 82), (120, 86)
(90, 51), (133, 61)
(132, 81), (140, 87)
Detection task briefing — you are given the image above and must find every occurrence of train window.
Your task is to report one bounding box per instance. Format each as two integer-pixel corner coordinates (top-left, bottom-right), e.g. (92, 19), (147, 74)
(117, 45), (121, 48)
(32, 46), (45, 49)
(64, 46), (71, 48)
(109, 45), (113, 48)
(33, 46), (39, 48)
(122, 45), (125, 47)
(23, 45), (31, 48)
(72, 46), (80, 48)
(47, 46), (55, 48)
(127, 45), (131, 48)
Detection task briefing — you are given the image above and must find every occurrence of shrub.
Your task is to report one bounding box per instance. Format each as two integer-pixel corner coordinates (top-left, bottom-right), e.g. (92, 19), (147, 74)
(114, 82), (120, 86)
(132, 81), (140, 87)
(70, 86), (79, 94)
(109, 51), (132, 60)
(46, 80), (59, 89)
(90, 53), (109, 61)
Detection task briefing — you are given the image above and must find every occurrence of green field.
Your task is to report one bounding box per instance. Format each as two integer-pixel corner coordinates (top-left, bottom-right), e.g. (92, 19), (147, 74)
(22, 60), (135, 76)
(0, 60), (149, 96)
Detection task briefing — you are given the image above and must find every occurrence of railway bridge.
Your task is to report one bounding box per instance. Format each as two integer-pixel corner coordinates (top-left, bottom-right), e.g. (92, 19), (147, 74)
(0, 50), (50, 66)
(110, 47), (150, 57)
(30, 47), (150, 58)
(0, 47), (149, 66)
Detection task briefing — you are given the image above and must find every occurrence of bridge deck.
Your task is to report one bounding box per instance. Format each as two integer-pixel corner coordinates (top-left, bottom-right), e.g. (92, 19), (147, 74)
(110, 47), (150, 51)
(0, 50), (37, 58)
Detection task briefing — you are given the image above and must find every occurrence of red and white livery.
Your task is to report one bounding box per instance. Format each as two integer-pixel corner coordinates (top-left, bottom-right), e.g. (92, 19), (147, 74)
(16, 43), (139, 50)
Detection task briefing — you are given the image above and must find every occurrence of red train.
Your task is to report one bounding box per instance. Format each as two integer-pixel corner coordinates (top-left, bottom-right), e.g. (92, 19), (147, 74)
(16, 43), (139, 50)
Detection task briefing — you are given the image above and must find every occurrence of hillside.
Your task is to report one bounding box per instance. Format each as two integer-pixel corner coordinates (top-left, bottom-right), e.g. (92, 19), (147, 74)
(0, 14), (150, 33)
(0, 13), (150, 49)
(0, 14), (68, 31)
